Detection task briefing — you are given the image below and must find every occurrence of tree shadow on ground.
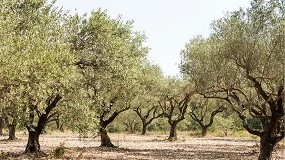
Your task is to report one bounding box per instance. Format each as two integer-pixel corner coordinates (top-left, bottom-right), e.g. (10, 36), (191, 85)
(0, 140), (284, 160)
(67, 145), (260, 160)
(0, 151), (49, 160)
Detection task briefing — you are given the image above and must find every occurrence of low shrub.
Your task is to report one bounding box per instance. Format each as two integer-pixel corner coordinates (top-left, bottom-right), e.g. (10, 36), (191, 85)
(53, 142), (66, 158)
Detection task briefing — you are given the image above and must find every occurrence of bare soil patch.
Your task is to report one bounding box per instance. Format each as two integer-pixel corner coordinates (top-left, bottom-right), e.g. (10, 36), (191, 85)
(0, 133), (284, 159)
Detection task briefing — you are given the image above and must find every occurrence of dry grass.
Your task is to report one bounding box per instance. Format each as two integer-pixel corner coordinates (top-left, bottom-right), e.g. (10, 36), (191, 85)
(0, 133), (284, 159)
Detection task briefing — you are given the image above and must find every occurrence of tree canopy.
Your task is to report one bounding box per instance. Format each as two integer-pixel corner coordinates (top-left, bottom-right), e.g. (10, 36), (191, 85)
(181, 0), (284, 159)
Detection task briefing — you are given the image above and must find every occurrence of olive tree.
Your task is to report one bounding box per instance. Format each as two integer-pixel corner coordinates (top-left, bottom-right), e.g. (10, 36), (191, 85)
(159, 78), (194, 141)
(181, 0), (284, 159)
(189, 97), (224, 137)
(71, 10), (148, 147)
(133, 63), (164, 135)
(119, 110), (141, 133)
(0, 0), (77, 153)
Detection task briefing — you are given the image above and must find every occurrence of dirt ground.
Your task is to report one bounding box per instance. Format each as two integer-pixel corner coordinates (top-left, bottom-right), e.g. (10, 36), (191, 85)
(0, 133), (284, 160)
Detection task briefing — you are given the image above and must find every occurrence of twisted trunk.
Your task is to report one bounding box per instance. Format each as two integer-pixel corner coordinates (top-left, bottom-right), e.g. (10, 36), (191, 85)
(99, 127), (116, 148)
(98, 101), (130, 148)
(25, 130), (41, 153)
(134, 106), (163, 135)
(24, 95), (62, 153)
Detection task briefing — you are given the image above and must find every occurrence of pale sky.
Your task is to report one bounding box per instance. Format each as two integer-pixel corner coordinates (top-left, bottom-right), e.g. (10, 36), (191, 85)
(55, 0), (252, 76)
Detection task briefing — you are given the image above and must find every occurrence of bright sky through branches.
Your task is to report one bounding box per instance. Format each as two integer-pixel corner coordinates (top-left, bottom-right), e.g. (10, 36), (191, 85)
(55, 0), (251, 76)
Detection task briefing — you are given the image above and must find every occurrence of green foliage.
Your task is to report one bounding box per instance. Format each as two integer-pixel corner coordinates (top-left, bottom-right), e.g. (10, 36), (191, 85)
(107, 121), (126, 133)
(176, 119), (189, 131)
(60, 91), (98, 136)
(117, 110), (141, 133)
(181, 3), (284, 160)
(247, 118), (263, 130)
(213, 113), (243, 136)
(71, 9), (150, 133)
(0, 0), (78, 133)
(181, 0), (284, 138)
(147, 118), (169, 132)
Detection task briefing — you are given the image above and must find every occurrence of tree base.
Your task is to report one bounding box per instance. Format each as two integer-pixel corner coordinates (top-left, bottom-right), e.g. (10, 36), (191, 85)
(7, 137), (17, 141)
(24, 131), (41, 154)
(167, 136), (177, 141)
(99, 128), (118, 148)
(99, 143), (118, 148)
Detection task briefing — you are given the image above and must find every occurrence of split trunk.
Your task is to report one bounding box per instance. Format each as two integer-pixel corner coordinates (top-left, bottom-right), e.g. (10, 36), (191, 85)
(25, 130), (41, 153)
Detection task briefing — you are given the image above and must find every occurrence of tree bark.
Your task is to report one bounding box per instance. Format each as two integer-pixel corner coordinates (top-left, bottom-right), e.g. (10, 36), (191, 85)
(25, 130), (41, 153)
(168, 122), (177, 141)
(0, 117), (4, 135)
(8, 119), (17, 140)
(56, 117), (60, 130)
(55, 114), (64, 132)
(99, 127), (116, 148)
(98, 100), (130, 147)
(8, 125), (16, 140)
(130, 124), (136, 133)
(257, 134), (275, 160)
(142, 123), (147, 135)
(201, 126), (208, 137)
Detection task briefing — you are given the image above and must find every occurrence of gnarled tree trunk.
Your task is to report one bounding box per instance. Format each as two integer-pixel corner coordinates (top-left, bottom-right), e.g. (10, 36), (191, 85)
(141, 121), (147, 135)
(134, 106), (163, 136)
(24, 94), (62, 154)
(160, 93), (192, 141)
(168, 122), (177, 141)
(99, 127), (116, 148)
(8, 118), (17, 140)
(189, 103), (224, 137)
(25, 130), (41, 153)
(258, 134), (275, 160)
(98, 99), (130, 148)
(8, 124), (16, 140)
